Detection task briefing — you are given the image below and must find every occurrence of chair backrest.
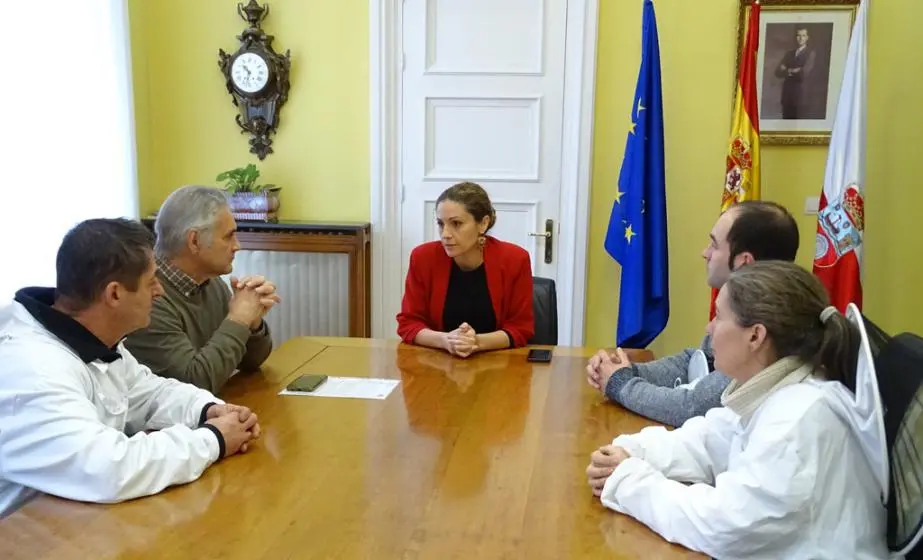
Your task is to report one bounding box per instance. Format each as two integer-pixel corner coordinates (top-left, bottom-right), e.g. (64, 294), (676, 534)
(875, 331), (923, 556)
(530, 276), (557, 345)
(862, 313), (891, 361)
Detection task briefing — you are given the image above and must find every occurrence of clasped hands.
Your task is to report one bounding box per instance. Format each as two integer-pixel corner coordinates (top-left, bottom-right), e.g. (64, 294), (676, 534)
(585, 347), (633, 394)
(228, 275), (281, 330)
(443, 322), (479, 358)
(586, 444), (631, 496)
(204, 403), (262, 457)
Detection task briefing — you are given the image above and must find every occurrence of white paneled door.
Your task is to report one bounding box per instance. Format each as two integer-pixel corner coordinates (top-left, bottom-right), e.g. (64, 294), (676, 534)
(401, 0), (569, 281)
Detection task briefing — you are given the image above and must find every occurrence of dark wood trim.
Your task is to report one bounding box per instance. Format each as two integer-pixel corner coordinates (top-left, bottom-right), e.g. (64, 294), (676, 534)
(142, 218), (372, 337)
(234, 220), (370, 234)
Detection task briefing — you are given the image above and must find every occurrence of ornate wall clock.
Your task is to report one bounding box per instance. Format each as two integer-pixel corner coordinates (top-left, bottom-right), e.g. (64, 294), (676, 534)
(218, 0), (291, 160)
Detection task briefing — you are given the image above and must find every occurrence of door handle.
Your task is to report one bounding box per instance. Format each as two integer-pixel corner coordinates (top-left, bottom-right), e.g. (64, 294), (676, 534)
(528, 219), (554, 264)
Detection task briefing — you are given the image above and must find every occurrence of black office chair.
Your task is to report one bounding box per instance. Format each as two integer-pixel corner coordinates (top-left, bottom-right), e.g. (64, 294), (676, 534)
(874, 330), (923, 557)
(530, 277), (558, 345)
(862, 313), (891, 361)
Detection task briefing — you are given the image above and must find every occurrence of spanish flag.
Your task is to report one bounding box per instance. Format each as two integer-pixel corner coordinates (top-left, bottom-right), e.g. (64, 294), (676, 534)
(710, 0), (761, 319)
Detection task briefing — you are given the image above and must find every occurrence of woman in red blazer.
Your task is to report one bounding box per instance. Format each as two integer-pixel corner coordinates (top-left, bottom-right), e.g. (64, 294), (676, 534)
(396, 182), (534, 356)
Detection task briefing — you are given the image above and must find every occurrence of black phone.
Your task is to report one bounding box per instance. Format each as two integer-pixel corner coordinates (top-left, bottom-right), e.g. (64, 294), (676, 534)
(527, 348), (553, 363)
(286, 374), (328, 392)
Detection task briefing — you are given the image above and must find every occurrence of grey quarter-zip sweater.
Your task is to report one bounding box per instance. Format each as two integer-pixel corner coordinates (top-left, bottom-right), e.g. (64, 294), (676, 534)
(604, 335), (731, 427)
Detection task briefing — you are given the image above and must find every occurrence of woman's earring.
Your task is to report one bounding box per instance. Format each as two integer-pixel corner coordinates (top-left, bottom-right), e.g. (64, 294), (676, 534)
(478, 235), (486, 250)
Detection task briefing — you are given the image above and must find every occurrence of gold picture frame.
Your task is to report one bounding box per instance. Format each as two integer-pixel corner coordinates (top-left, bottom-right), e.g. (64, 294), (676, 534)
(736, 0), (859, 145)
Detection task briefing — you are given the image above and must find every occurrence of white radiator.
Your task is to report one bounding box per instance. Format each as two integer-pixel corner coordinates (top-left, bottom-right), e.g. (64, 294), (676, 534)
(225, 249), (351, 348)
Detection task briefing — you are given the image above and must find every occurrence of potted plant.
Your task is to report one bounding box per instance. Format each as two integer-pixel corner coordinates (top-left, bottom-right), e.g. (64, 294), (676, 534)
(216, 163), (281, 222)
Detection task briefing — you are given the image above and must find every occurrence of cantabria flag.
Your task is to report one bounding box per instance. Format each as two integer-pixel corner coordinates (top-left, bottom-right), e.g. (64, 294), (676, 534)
(813, 0), (867, 311)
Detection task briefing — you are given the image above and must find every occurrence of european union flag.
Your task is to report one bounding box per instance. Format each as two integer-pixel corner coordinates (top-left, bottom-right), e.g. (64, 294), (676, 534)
(604, 0), (669, 349)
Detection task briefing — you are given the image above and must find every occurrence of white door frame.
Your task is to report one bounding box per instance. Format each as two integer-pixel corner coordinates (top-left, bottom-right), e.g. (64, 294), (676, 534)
(369, 0), (599, 346)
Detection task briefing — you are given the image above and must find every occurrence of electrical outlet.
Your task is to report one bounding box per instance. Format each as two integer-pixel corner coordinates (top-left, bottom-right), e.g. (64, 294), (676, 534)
(804, 195), (820, 215)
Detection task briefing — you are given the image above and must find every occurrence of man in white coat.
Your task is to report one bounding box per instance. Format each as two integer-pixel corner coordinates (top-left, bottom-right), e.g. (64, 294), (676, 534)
(0, 218), (260, 518)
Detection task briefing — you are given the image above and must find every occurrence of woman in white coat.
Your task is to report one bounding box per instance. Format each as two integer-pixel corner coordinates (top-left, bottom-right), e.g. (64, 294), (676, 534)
(587, 261), (888, 559)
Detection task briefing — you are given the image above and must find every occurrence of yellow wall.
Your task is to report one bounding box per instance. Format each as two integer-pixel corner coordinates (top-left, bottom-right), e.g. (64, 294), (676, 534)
(128, 0), (369, 221)
(864, 0), (923, 338)
(585, 0), (923, 353)
(131, 0), (923, 348)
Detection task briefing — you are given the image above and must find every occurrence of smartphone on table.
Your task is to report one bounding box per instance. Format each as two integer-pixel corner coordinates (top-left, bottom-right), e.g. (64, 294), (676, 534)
(286, 374), (328, 392)
(526, 348), (553, 363)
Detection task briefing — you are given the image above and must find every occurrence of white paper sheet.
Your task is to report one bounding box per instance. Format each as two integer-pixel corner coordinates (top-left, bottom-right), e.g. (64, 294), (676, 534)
(279, 376), (400, 400)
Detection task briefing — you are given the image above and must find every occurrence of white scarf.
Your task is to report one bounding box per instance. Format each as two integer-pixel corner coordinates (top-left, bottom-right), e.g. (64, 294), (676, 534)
(721, 356), (814, 421)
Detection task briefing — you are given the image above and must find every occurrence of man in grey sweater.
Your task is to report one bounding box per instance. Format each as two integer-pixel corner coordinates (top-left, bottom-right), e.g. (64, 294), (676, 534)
(125, 186), (281, 394)
(586, 201), (799, 427)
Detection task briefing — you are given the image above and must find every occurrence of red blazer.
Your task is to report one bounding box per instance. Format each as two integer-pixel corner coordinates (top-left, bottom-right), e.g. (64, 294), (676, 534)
(396, 236), (535, 347)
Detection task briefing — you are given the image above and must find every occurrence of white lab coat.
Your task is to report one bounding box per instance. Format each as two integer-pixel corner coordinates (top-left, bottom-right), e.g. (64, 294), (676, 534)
(600, 378), (890, 559)
(0, 300), (224, 517)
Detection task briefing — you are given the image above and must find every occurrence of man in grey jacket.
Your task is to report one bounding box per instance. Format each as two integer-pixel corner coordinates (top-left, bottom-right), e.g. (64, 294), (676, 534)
(586, 201), (799, 427)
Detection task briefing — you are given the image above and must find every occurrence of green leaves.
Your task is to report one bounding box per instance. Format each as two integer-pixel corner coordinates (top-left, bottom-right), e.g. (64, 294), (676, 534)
(215, 163), (265, 193)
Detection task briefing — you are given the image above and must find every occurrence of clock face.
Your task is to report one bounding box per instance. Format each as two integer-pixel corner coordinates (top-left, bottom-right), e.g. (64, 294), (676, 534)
(231, 52), (270, 94)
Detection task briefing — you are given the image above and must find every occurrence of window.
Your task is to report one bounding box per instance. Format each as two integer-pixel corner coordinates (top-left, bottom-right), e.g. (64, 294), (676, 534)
(0, 0), (138, 302)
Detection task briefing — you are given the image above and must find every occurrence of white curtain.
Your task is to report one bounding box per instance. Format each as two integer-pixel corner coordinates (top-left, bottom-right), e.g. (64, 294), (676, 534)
(0, 0), (139, 302)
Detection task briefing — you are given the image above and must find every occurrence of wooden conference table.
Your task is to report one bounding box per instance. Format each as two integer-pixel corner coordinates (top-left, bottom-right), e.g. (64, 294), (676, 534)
(0, 338), (705, 559)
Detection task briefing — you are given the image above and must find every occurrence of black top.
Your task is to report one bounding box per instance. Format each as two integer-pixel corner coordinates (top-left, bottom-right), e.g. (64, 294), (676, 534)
(441, 262), (497, 336)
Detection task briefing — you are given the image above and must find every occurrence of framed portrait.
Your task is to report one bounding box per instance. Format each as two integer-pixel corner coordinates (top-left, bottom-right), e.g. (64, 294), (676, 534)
(736, 0), (859, 145)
